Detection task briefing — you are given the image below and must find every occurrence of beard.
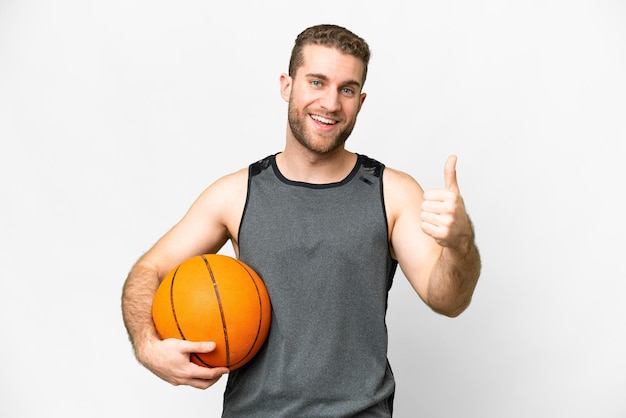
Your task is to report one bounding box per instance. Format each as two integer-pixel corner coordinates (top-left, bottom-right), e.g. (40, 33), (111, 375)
(287, 98), (357, 154)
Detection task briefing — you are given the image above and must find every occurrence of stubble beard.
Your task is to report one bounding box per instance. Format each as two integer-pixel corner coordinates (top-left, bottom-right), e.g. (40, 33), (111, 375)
(287, 99), (357, 155)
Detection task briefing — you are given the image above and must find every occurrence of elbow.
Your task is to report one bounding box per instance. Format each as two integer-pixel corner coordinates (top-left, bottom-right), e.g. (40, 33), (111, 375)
(429, 295), (473, 318)
(439, 306), (466, 318)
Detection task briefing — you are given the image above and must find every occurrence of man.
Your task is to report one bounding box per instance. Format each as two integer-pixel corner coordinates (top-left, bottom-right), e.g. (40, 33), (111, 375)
(122, 24), (481, 417)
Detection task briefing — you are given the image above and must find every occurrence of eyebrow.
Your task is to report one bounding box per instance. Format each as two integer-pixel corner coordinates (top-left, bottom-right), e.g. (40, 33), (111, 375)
(305, 73), (362, 89)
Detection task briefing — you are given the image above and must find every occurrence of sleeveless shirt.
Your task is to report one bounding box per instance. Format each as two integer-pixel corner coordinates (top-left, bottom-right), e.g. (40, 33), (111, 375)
(222, 154), (398, 417)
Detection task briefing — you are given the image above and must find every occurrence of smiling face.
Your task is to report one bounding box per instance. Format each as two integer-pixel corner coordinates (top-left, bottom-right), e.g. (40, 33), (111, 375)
(280, 44), (367, 155)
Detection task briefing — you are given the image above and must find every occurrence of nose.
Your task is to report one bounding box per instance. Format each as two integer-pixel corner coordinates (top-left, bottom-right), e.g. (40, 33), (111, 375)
(319, 89), (341, 113)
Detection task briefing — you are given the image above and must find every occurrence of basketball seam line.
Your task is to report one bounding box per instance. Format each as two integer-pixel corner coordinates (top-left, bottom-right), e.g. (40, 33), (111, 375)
(202, 255), (231, 367)
(169, 266), (188, 341)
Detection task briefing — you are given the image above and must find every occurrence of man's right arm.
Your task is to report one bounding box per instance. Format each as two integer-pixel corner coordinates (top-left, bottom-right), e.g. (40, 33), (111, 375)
(122, 256), (229, 389)
(120, 168), (248, 388)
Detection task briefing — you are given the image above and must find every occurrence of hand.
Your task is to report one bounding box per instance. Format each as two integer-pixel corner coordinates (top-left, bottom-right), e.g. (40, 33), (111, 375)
(420, 155), (473, 249)
(137, 338), (230, 390)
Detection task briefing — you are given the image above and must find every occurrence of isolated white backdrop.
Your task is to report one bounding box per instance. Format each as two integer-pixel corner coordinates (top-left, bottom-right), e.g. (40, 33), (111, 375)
(1, 1), (625, 417)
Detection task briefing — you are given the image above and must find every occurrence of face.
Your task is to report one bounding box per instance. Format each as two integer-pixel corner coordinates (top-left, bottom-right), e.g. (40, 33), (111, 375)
(280, 44), (367, 155)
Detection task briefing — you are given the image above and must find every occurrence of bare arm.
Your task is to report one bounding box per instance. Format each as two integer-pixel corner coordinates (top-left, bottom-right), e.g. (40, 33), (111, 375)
(423, 217), (481, 317)
(121, 168), (248, 388)
(387, 155), (481, 317)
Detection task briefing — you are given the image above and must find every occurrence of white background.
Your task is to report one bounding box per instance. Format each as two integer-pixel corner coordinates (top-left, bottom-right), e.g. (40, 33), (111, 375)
(1, 1), (625, 417)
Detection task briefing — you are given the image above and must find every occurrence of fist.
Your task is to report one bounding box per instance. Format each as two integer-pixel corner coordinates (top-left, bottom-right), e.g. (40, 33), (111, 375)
(420, 155), (472, 248)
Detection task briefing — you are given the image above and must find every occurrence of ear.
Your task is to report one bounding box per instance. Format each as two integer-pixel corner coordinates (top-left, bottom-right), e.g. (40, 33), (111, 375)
(358, 92), (367, 112)
(279, 73), (292, 102)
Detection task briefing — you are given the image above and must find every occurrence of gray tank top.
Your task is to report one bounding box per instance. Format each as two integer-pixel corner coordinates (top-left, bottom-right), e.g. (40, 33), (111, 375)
(222, 154), (398, 417)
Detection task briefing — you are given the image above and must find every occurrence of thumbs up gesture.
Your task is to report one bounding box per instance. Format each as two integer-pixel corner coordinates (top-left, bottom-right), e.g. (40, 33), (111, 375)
(421, 155), (473, 249)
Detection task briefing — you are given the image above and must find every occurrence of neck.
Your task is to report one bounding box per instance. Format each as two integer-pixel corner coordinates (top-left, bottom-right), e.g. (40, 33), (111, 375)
(276, 145), (357, 184)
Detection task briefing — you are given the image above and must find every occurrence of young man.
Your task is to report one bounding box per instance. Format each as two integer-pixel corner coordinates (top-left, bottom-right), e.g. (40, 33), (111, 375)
(122, 24), (481, 417)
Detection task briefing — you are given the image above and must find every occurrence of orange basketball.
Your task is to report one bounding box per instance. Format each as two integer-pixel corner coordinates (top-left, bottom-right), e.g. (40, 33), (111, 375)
(152, 254), (271, 370)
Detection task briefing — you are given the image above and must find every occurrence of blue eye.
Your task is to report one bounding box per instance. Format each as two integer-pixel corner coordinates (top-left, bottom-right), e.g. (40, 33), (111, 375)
(311, 80), (322, 87)
(342, 87), (355, 95)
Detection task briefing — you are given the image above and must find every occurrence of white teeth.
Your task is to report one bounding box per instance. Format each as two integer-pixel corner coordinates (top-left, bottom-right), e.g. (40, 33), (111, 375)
(311, 114), (336, 124)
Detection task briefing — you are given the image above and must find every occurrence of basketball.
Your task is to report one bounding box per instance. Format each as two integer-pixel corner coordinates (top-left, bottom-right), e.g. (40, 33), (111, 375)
(152, 254), (271, 370)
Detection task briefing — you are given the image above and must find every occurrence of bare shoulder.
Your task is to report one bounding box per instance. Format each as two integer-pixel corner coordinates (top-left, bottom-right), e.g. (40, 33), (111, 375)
(382, 166), (421, 186)
(383, 166), (425, 213)
(167, 166), (249, 252)
(206, 166), (249, 198)
(194, 166), (249, 223)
